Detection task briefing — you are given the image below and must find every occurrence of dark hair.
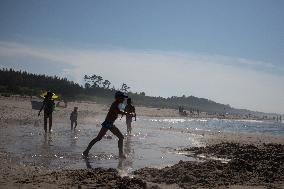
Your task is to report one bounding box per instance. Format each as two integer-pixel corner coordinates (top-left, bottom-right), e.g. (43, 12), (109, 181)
(47, 91), (53, 96)
(115, 91), (128, 99)
(44, 91), (53, 98)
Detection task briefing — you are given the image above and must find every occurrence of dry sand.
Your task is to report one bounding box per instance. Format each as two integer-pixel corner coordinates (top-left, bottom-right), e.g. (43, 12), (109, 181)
(0, 96), (283, 189)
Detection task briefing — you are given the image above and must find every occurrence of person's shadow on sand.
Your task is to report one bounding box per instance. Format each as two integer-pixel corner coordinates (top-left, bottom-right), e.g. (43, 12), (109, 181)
(39, 133), (54, 167)
(43, 132), (53, 147)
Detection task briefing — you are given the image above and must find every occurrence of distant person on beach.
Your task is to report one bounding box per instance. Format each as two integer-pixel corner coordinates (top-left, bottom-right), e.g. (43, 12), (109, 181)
(83, 91), (131, 158)
(70, 107), (78, 130)
(38, 91), (55, 132)
(64, 99), (68, 108)
(124, 98), (136, 134)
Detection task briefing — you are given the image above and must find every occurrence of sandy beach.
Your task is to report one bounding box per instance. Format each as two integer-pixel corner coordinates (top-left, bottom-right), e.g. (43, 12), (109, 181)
(0, 96), (283, 189)
(0, 96), (180, 126)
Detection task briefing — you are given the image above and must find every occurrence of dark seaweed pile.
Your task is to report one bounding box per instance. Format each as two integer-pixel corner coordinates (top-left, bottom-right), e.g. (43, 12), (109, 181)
(18, 168), (146, 189)
(134, 143), (284, 189)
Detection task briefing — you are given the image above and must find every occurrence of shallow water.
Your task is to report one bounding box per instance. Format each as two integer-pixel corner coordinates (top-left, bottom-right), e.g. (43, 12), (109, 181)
(0, 116), (196, 176)
(0, 116), (283, 176)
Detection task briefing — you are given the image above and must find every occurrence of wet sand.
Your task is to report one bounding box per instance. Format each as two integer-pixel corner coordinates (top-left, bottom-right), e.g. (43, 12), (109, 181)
(1, 96), (284, 189)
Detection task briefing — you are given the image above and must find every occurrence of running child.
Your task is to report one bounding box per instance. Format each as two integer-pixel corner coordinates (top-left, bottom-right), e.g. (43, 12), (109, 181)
(83, 91), (131, 158)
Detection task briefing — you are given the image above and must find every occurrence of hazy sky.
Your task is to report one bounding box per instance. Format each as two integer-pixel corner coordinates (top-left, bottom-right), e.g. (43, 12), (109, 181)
(0, 0), (283, 114)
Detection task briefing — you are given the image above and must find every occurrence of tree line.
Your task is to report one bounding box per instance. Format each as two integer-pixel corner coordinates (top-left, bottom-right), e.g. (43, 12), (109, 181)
(0, 68), (83, 99)
(0, 68), (264, 116)
(0, 69), (140, 101)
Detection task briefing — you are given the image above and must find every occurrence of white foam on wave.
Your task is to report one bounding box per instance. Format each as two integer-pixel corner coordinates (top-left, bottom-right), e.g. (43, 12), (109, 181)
(195, 119), (208, 122)
(162, 118), (186, 123)
(150, 118), (186, 123)
(150, 118), (208, 123)
(234, 119), (264, 123)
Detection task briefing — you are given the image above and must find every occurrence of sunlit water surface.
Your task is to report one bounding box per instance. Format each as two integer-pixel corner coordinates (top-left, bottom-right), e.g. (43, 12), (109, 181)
(0, 116), (283, 176)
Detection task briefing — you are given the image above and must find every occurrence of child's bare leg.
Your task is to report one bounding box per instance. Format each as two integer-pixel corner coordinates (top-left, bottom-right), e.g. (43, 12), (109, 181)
(126, 123), (130, 134)
(49, 114), (52, 132)
(127, 122), (132, 134)
(129, 122), (132, 134)
(71, 121), (74, 130)
(83, 127), (108, 156)
(74, 121), (77, 129)
(109, 126), (125, 157)
(44, 114), (47, 132)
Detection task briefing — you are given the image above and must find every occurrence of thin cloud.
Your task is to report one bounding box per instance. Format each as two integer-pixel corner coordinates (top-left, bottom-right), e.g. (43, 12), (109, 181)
(0, 41), (283, 114)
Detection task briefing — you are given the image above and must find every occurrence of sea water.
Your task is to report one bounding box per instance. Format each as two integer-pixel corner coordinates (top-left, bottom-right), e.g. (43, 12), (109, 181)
(145, 117), (284, 136)
(0, 116), (283, 176)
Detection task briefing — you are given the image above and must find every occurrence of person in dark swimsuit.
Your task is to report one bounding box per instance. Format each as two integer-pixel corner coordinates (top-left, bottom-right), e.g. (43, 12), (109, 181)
(83, 91), (131, 158)
(70, 107), (78, 130)
(38, 91), (55, 132)
(124, 98), (136, 134)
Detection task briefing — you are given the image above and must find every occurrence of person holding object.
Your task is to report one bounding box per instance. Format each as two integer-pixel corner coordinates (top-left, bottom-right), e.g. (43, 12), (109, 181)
(38, 91), (55, 132)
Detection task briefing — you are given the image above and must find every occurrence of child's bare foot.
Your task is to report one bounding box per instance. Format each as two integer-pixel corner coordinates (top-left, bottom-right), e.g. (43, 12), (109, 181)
(82, 150), (89, 157)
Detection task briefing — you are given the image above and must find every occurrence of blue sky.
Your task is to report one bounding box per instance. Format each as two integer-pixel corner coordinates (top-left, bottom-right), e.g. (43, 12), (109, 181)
(0, 0), (283, 113)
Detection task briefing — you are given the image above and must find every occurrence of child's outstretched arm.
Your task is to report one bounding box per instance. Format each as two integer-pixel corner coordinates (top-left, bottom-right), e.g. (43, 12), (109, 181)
(110, 104), (125, 116)
(114, 107), (132, 117)
(38, 101), (45, 116)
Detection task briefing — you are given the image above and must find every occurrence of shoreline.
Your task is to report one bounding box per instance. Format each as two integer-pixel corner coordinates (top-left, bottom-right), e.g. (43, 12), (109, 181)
(1, 96), (280, 126)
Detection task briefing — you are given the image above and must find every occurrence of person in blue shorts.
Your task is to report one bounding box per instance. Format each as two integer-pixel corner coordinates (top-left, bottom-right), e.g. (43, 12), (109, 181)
(83, 91), (131, 158)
